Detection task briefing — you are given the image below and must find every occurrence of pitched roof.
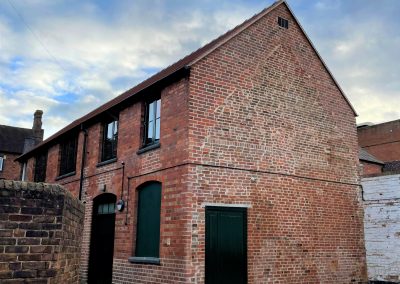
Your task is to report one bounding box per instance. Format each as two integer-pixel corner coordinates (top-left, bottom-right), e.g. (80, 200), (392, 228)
(0, 125), (34, 154)
(359, 148), (384, 165)
(383, 160), (400, 172)
(18, 0), (357, 161)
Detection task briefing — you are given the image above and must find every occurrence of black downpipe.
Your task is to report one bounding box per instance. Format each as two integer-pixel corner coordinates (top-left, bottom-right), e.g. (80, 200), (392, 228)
(125, 178), (130, 226)
(120, 161), (125, 200)
(79, 126), (88, 201)
(360, 184), (365, 201)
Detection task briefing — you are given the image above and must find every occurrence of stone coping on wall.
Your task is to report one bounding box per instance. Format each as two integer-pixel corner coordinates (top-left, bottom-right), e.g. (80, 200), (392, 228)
(0, 179), (74, 198)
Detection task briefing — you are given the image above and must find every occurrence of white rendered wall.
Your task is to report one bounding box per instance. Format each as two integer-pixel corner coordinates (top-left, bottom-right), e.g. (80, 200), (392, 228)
(362, 174), (400, 282)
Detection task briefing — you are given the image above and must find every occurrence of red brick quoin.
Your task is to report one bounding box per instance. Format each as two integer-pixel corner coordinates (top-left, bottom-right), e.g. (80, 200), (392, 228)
(18, 1), (367, 283)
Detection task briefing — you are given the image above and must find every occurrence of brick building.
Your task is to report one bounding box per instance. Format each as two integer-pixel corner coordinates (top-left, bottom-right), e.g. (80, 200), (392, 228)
(17, 1), (367, 283)
(358, 120), (400, 175)
(358, 148), (384, 176)
(0, 110), (44, 180)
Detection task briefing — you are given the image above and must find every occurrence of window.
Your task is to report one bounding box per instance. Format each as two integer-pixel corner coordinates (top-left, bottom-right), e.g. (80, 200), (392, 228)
(278, 16), (289, 29)
(135, 182), (161, 259)
(0, 155), (3, 172)
(21, 162), (27, 181)
(59, 136), (78, 176)
(143, 98), (161, 146)
(101, 120), (118, 162)
(34, 151), (47, 182)
(97, 202), (116, 215)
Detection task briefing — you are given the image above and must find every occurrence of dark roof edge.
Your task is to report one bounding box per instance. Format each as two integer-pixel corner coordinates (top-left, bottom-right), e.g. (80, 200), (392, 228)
(359, 158), (384, 165)
(17, 0), (357, 160)
(358, 118), (400, 130)
(16, 1), (286, 162)
(16, 65), (190, 161)
(2, 150), (24, 155)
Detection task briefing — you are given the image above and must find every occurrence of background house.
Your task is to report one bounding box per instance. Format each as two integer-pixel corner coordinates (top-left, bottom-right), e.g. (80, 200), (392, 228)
(358, 120), (400, 175)
(17, 1), (366, 283)
(359, 147), (384, 176)
(0, 110), (43, 180)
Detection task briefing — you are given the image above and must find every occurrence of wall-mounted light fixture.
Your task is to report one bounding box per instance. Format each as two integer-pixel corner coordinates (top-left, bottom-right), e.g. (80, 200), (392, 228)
(116, 199), (125, 212)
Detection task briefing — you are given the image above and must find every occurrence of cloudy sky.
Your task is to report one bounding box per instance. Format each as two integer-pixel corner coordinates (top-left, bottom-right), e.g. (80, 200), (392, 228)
(0, 0), (399, 138)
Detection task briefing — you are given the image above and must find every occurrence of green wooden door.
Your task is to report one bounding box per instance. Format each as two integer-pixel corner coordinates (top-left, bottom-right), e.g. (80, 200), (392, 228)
(205, 207), (247, 284)
(135, 182), (161, 257)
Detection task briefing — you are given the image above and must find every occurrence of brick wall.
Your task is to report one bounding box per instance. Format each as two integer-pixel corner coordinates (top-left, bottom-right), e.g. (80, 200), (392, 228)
(358, 120), (400, 162)
(362, 174), (400, 282)
(361, 161), (383, 176)
(111, 166), (192, 284)
(26, 77), (191, 283)
(187, 166), (366, 283)
(0, 180), (84, 284)
(187, 3), (366, 283)
(0, 153), (21, 180)
(20, 2), (367, 283)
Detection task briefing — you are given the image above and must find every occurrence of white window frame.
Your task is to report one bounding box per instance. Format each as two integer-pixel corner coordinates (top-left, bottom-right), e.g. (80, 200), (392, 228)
(0, 156), (4, 172)
(21, 162), (27, 181)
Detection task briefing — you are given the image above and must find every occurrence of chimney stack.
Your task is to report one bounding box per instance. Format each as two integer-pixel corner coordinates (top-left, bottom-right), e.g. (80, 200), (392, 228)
(32, 110), (44, 143)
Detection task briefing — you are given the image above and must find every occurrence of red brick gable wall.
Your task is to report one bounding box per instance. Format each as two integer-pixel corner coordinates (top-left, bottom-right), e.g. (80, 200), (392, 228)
(189, 4), (358, 183)
(187, 4), (365, 283)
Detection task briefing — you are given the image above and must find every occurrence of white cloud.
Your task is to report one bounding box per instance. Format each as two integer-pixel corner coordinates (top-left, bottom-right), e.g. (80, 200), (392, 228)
(0, 0), (399, 139)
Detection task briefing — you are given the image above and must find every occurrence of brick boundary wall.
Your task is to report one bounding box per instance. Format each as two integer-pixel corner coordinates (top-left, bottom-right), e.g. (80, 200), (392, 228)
(0, 180), (84, 284)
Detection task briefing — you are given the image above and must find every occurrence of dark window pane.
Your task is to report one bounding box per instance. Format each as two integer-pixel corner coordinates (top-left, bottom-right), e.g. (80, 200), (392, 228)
(107, 122), (113, 139)
(114, 121), (118, 135)
(108, 203), (115, 213)
(97, 202), (116, 215)
(34, 152), (47, 182)
(59, 136), (77, 176)
(101, 119), (118, 161)
(149, 101), (155, 121)
(143, 98), (161, 146)
(147, 120), (154, 140)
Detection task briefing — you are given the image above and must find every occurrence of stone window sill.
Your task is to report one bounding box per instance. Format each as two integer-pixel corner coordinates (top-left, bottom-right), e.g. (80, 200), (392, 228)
(55, 171), (76, 181)
(96, 158), (117, 167)
(136, 143), (160, 155)
(128, 256), (160, 265)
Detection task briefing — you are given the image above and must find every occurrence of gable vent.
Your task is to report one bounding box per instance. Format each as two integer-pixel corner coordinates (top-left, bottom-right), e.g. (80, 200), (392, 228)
(278, 17), (289, 29)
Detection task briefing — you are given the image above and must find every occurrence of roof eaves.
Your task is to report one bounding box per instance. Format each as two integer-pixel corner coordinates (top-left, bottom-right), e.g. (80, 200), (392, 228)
(16, 65), (189, 161)
(359, 158), (384, 165)
(17, 1), (286, 162)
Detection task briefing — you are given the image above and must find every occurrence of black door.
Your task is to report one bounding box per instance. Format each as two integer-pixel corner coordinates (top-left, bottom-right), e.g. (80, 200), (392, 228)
(88, 194), (116, 284)
(205, 207), (247, 284)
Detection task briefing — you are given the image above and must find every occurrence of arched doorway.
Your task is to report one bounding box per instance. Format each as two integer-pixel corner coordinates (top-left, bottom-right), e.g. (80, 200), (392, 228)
(88, 193), (117, 284)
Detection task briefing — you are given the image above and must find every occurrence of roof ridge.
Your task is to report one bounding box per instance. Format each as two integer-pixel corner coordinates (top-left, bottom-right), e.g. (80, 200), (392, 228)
(0, 125), (32, 131)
